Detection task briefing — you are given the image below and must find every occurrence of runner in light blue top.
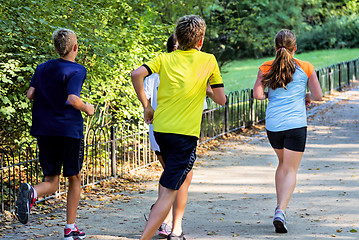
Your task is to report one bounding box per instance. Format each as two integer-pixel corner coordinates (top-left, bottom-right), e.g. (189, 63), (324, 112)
(265, 62), (310, 132)
(253, 29), (322, 234)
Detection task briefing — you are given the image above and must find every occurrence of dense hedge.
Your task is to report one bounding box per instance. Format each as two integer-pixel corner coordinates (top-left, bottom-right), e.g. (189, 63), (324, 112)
(297, 16), (359, 52)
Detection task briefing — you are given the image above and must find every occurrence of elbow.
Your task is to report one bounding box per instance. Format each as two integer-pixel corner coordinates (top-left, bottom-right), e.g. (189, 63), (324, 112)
(131, 70), (140, 83)
(216, 96), (227, 106)
(67, 94), (79, 107)
(313, 92), (322, 101)
(253, 92), (260, 100)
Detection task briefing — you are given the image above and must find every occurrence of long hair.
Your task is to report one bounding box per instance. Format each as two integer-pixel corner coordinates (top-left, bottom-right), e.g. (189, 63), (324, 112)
(262, 29), (297, 90)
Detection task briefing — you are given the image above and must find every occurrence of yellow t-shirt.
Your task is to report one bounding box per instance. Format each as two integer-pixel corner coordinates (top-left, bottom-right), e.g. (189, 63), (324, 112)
(144, 49), (224, 137)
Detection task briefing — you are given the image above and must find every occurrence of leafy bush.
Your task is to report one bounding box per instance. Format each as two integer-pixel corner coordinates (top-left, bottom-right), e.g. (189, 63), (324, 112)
(297, 15), (359, 52)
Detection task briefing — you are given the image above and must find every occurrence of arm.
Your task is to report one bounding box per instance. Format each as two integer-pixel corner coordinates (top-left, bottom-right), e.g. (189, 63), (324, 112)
(131, 66), (154, 124)
(307, 71), (322, 102)
(253, 70), (267, 100)
(209, 86), (226, 105)
(27, 87), (35, 100)
(67, 94), (95, 116)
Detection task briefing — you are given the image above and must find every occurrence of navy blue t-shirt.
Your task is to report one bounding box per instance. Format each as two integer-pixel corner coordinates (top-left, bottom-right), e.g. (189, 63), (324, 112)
(30, 59), (87, 138)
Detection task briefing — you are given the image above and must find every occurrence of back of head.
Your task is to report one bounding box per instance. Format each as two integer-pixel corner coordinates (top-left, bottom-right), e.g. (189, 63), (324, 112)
(175, 15), (206, 51)
(262, 29), (297, 90)
(166, 34), (178, 53)
(52, 28), (76, 57)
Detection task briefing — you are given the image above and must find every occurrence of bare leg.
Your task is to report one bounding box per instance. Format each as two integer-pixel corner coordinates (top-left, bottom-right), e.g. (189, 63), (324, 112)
(140, 185), (177, 240)
(274, 148), (303, 210)
(34, 175), (60, 197)
(171, 170), (193, 236)
(66, 173), (81, 224)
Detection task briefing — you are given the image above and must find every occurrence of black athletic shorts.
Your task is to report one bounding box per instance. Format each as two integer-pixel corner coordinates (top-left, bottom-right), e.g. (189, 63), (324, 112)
(36, 136), (84, 177)
(266, 127), (307, 152)
(154, 132), (197, 190)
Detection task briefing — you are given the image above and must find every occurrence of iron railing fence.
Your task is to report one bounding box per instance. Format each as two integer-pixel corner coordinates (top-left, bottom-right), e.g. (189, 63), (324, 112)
(1, 58), (358, 213)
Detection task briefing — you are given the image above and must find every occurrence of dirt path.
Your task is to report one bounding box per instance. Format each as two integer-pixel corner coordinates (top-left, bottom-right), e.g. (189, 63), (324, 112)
(3, 86), (359, 239)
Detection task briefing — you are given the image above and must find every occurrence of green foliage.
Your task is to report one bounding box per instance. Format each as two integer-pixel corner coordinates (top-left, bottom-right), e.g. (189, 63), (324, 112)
(297, 15), (359, 52)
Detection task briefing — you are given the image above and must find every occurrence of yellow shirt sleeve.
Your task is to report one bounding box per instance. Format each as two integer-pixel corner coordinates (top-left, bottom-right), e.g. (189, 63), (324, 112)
(145, 54), (163, 74)
(208, 55), (223, 87)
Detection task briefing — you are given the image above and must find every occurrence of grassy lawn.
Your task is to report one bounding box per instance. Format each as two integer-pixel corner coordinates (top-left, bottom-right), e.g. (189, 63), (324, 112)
(222, 48), (359, 93)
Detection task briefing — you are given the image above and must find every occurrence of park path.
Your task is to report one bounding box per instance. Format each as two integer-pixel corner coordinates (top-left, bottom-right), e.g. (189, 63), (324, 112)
(2, 86), (359, 239)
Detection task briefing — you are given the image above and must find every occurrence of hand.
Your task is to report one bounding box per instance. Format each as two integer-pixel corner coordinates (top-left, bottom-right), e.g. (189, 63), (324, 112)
(305, 93), (311, 106)
(85, 102), (95, 116)
(144, 105), (154, 124)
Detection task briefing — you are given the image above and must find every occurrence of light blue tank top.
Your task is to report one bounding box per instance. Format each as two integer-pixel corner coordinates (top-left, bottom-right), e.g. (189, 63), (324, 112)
(265, 65), (308, 132)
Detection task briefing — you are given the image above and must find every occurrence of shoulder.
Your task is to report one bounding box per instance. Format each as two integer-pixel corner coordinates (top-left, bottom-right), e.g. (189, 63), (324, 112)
(259, 60), (274, 74)
(198, 51), (215, 59)
(72, 61), (87, 72)
(294, 59), (314, 78)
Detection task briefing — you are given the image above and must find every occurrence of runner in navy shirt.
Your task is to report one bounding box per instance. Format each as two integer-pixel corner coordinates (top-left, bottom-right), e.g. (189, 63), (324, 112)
(30, 58), (87, 138)
(15, 28), (94, 240)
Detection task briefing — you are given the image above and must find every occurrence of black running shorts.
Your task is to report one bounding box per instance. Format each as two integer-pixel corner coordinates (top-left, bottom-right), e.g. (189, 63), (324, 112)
(266, 127), (307, 152)
(36, 136), (84, 177)
(154, 132), (197, 190)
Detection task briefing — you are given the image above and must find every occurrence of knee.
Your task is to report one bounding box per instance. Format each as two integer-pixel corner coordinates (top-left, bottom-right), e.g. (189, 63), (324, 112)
(44, 176), (60, 192)
(68, 173), (81, 183)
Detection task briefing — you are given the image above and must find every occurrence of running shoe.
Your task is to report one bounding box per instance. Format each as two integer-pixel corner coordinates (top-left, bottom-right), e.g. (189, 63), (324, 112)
(167, 232), (186, 240)
(273, 208), (288, 233)
(64, 226), (86, 240)
(158, 222), (172, 238)
(15, 183), (36, 224)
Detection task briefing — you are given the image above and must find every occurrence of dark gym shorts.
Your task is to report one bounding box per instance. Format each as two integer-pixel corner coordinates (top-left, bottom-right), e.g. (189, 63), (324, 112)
(154, 132), (198, 190)
(36, 136), (84, 177)
(266, 127), (307, 152)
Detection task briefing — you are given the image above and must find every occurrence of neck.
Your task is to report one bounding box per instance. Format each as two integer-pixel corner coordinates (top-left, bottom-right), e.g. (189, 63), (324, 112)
(61, 54), (76, 62)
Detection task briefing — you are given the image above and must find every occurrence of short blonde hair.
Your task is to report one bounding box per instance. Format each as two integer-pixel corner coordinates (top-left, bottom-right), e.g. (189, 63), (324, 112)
(175, 15), (206, 51)
(52, 28), (76, 57)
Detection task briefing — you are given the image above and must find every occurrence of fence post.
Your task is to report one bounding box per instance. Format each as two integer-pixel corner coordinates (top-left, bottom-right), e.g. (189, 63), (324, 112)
(224, 96), (229, 134)
(338, 63), (341, 90)
(347, 61), (351, 86)
(328, 67), (332, 93)
(110, 126), (117, 177)
(250, 89), (255, 126)
(354, 60), (357, 80)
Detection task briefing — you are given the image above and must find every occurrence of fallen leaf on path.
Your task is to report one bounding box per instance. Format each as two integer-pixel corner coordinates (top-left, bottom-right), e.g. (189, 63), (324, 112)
(350, 229), (357, 233)
(207, 231), (217, 235)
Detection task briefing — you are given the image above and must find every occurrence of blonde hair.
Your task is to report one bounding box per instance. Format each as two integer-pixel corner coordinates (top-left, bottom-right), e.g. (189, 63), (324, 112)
(175, 15), (206, 51)
(52, 28), (76, 57)
(262, 29), (297, 90)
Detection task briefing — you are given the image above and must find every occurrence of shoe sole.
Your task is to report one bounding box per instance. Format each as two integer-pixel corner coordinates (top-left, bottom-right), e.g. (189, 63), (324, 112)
(64, 236), (86, 240)
(273, 220), (288, 233)
(15, 183), (31, 224)
(158, 231), (170, 238)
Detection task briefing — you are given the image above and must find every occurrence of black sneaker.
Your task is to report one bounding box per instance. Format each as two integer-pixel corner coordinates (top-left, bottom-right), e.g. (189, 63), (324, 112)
(15, 183), (36, 224)
(167, 232), (186, 240)
(64, 226), (86, 240)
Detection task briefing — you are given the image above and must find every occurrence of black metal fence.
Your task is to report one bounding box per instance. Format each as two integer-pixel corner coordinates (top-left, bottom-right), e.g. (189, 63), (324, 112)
(1, 58), (358, 213)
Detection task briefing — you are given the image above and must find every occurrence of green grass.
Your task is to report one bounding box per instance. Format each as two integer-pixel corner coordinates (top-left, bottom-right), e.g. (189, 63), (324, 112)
(222, 48), (359, 93)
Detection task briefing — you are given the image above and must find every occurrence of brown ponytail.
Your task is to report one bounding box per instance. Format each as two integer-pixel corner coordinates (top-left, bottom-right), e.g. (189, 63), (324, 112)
(262, 29), (297, 90)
